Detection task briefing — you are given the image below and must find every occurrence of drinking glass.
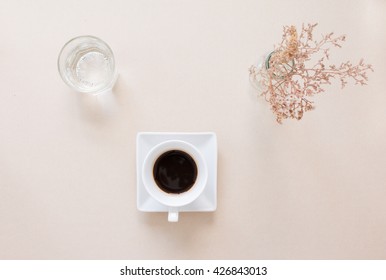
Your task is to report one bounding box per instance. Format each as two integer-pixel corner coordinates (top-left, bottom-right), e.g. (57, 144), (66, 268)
(58, 36), (117, 94)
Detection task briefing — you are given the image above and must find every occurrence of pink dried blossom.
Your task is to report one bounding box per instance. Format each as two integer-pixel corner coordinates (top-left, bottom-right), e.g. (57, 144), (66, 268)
(249, 23), (373, 123)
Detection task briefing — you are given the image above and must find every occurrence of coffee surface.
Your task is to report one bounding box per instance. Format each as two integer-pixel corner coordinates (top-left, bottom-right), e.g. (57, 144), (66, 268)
(153, 150), (198, 194)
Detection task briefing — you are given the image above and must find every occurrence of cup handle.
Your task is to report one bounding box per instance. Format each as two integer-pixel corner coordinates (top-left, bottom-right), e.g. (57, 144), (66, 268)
(168, 209), (179, 222)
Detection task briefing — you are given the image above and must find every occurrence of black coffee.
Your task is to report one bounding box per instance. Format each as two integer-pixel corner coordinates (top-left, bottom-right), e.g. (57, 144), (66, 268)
(153, 150), (198, 194)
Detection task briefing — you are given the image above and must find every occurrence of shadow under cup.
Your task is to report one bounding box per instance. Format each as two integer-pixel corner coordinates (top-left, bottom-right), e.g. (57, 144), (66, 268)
(142, 140), (208, 222)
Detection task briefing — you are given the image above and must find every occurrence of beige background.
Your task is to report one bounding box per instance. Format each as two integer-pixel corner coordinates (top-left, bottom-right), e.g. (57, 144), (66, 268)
(1, 0), (385, 259)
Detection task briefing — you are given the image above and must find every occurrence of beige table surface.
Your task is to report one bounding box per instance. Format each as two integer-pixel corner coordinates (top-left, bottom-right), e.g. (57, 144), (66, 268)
(1, 0), (386, 259)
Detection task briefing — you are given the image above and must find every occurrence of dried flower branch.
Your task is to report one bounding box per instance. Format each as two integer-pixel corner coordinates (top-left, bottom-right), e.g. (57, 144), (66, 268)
(249, 23), (373, 123)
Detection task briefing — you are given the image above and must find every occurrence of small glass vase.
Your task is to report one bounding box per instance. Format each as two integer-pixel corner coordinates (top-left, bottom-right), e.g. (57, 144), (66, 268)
(249, 51), (294, 93)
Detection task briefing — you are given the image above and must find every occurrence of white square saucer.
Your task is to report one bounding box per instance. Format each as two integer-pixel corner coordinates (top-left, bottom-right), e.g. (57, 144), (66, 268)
(136, 132), (217, 212)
